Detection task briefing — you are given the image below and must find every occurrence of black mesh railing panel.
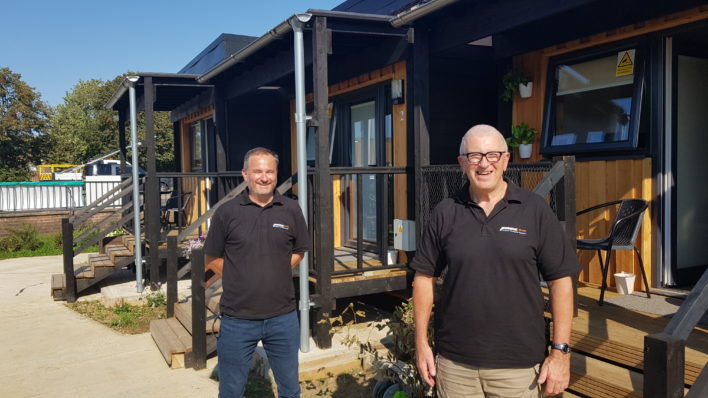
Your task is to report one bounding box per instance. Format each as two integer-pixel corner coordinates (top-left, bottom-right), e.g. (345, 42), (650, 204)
(420, 162), (557, 230)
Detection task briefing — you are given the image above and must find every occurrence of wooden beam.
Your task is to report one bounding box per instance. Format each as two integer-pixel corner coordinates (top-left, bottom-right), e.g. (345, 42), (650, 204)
(428, 0), (598, 55)
(62, 218), (76, 303)
(413, 27), (430, 234)
(312, 16), (335, 349)
(144, 76), (161, 283)
(214, 86), (228, 199)
(223, 44), (309, 101)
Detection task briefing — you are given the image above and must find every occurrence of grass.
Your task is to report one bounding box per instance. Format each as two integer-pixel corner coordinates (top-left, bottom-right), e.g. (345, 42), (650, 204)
(0, 233), (98, 260)
(66, 299), (166, 334)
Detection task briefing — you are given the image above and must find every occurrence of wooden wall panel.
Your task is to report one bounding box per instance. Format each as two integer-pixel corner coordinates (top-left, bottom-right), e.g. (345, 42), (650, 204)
(574, 159), (652, 291)
(507, 7), (708, 291)
(291, 61), (408, 251)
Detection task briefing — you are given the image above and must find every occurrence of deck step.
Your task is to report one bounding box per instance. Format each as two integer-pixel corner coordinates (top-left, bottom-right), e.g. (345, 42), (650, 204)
(174, 284), (222, 335)
(150, 318), (192, 368)
(570, 329), (703, 385)
(568, 352), (644, 397)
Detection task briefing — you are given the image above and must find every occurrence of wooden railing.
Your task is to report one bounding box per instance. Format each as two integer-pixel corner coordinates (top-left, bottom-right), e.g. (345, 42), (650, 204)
(644, 268), (708, 398)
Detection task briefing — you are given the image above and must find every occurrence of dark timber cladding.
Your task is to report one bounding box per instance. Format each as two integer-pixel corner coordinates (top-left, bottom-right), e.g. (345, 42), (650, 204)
(312, 16), (335, 350)
(413, 26), (430, 238)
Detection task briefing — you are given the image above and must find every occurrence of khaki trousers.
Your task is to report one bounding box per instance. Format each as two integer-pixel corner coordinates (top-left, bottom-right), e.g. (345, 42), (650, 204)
(436, 354), (542, 398)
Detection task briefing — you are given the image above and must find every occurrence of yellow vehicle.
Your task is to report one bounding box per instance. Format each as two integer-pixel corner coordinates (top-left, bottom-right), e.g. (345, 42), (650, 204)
(37, 164), (81, 180)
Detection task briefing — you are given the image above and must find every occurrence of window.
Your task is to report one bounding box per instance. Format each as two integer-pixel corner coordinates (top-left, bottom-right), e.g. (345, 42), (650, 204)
(189, 121), (203, 171)
(541, 44), (646, 154)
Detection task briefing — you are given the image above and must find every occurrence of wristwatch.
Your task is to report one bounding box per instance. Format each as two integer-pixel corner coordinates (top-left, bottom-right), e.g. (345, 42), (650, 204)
(551, 343), (572, 354)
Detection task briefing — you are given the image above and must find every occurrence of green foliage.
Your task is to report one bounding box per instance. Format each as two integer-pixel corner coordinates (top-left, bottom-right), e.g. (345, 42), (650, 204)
(0, 229), (98, 260)
(501, 69), (532, 102)
(0, 224), (41, 252)
(0, 67), (53, 181)
(46, 74), (175, 171)
(144, 282), (167, 307)
(506, 122), (537, 147)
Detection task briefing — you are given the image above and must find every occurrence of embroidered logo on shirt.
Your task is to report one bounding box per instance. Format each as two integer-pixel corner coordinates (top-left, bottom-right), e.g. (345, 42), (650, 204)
(499, 226), (527, 235)
(273, 223), (290, 230)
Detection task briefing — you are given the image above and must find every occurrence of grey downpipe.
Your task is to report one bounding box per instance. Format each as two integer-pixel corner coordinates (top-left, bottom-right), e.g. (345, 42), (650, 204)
(291, 13), (313, 353)
(390, 0), (460, 27)
(127, 76), (144, 293)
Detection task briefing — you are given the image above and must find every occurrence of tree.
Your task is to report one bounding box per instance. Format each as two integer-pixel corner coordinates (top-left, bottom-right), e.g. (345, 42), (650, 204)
(0, 67), (53, 181)
(47, 74), (174, 171)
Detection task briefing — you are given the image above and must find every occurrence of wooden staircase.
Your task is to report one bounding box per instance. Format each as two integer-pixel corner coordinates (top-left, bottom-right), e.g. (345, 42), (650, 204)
(51, 235), (137, 301)
(555, 285), (707, 397)
(149, 279), (222, 368)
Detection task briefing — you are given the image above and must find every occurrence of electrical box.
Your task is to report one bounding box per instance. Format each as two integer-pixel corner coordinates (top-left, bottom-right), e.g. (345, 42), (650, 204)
(393, 219), (416, 251)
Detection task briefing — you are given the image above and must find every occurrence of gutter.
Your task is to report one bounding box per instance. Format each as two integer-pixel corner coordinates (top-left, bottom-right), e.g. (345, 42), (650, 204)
(390, 0), (461, 28)
(105, 77), (136, 110)
(197, 18), (294, 83)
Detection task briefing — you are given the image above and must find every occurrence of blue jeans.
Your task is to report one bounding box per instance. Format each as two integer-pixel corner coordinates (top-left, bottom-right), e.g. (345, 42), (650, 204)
(217, 310), (300, 398)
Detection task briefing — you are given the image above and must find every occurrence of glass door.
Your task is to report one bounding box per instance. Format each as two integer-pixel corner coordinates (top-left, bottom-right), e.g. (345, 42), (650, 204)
(336, 85), (393, 251)
(665, 35), (708, 286)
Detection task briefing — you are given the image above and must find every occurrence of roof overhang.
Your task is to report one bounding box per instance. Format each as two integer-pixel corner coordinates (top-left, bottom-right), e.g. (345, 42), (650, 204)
(106, 73), (213, 112)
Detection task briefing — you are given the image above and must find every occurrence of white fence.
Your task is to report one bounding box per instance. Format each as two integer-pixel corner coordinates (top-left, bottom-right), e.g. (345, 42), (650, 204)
(0, 180), (121, 212)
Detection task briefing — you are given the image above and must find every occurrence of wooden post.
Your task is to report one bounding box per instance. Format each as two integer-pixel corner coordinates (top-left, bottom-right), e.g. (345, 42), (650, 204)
(144, 76), (161, 283)
(166, 231), (178, 318)
(312, 16), (335, 349)
(644, 333), (685, 398)
(412, 27), (430, 237)
(62, 218), (77, 303)
(558, 155), (578, 316)
(189, 248), (207, 370)
(214, 86), (229, 200)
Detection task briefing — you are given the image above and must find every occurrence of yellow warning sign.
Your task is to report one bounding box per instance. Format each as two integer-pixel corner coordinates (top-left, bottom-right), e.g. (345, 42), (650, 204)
(616, 49), (635, 77)
(398, 226), (403, 233)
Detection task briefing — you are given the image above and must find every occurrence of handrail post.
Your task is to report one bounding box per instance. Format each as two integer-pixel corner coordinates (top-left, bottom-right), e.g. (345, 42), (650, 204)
(644, 332), (685, 398)
(62, 218), (77, 303)
(166, 231), (178, 318)
(190, 247), (207, 370)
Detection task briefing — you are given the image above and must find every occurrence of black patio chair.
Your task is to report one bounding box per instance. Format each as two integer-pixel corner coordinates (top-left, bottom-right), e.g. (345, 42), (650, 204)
(161, 192), (192, 229)
(576, 199), (651, 305)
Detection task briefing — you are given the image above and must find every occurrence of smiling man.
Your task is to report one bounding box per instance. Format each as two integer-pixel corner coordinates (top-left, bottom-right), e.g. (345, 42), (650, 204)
(411, 125), (580, 397)
(204, 147), (310, 398)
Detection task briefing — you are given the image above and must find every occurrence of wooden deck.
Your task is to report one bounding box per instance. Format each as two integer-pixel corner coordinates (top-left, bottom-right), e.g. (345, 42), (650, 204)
(553, 284), (707, 396)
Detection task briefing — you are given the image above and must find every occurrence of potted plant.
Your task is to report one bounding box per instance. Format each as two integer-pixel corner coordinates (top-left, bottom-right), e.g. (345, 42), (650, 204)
(506, 122), (537, 159)
(501, 69), (532, 102)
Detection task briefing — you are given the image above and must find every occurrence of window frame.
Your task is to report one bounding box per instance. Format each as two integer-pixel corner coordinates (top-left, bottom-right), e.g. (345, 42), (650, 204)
(541, 40), (647, 155)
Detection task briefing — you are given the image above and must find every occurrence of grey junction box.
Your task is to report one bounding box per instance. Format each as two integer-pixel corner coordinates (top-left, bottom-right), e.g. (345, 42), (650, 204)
(393, 219), (416, 251)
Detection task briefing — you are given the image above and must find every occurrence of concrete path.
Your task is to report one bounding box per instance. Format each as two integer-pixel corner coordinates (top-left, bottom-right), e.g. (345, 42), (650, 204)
(0, 255), (219, 398)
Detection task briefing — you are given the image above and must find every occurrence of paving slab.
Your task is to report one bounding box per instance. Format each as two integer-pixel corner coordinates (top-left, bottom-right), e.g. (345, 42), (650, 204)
(0, 254), (218, 398)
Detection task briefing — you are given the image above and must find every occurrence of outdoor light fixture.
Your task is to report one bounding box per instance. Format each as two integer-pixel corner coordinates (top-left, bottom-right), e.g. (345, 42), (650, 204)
(392, 79), (404, 104)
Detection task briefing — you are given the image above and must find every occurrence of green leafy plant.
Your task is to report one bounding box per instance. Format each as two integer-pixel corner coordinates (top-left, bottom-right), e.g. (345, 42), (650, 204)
(0, 224), (41, 252)
(506, 122), (537, 148)
(144, 282), (166, 307)
(501, 69), (532, 102)
(359, 298), (435, 398)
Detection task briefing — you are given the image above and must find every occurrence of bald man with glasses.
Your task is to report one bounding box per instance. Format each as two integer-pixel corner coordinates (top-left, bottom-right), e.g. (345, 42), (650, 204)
(410, 124), (580, 397)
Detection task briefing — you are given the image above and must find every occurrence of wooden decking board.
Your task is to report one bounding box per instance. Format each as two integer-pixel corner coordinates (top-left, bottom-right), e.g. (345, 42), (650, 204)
(550, 285), (708, 389)
(174, 301), (220, 335)
(150, 318), (191, 367)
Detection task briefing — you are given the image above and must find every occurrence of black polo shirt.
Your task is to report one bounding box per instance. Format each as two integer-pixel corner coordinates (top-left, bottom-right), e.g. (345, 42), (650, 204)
(410, 180), (580, 368)
(204, 190), (310, 320)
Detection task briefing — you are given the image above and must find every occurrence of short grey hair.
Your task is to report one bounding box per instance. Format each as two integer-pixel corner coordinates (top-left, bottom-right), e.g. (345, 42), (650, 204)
(459, 124), (508, 154)
(243, 147), (280, 170)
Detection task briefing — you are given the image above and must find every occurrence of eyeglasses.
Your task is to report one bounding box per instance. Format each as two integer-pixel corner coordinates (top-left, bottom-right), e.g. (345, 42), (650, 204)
(460, 151), (507, 165)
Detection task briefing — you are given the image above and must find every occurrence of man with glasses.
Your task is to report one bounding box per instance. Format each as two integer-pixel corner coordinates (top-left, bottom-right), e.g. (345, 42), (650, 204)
(411, 124), (579, 397)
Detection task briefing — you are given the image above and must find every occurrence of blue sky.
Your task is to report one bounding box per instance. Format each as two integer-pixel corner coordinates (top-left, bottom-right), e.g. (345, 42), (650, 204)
(3, 0), (342, 107)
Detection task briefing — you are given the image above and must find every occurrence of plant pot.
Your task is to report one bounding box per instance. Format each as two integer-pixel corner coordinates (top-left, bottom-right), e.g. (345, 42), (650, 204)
(519, 82), (533, 98)
(614, 272), (636, 295)
(518, 143), (533, 159)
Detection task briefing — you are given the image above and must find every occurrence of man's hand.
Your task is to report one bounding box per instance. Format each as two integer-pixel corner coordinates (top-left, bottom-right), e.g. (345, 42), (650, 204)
(416, 341), (436, 387)
(537, 350), (570, 396)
